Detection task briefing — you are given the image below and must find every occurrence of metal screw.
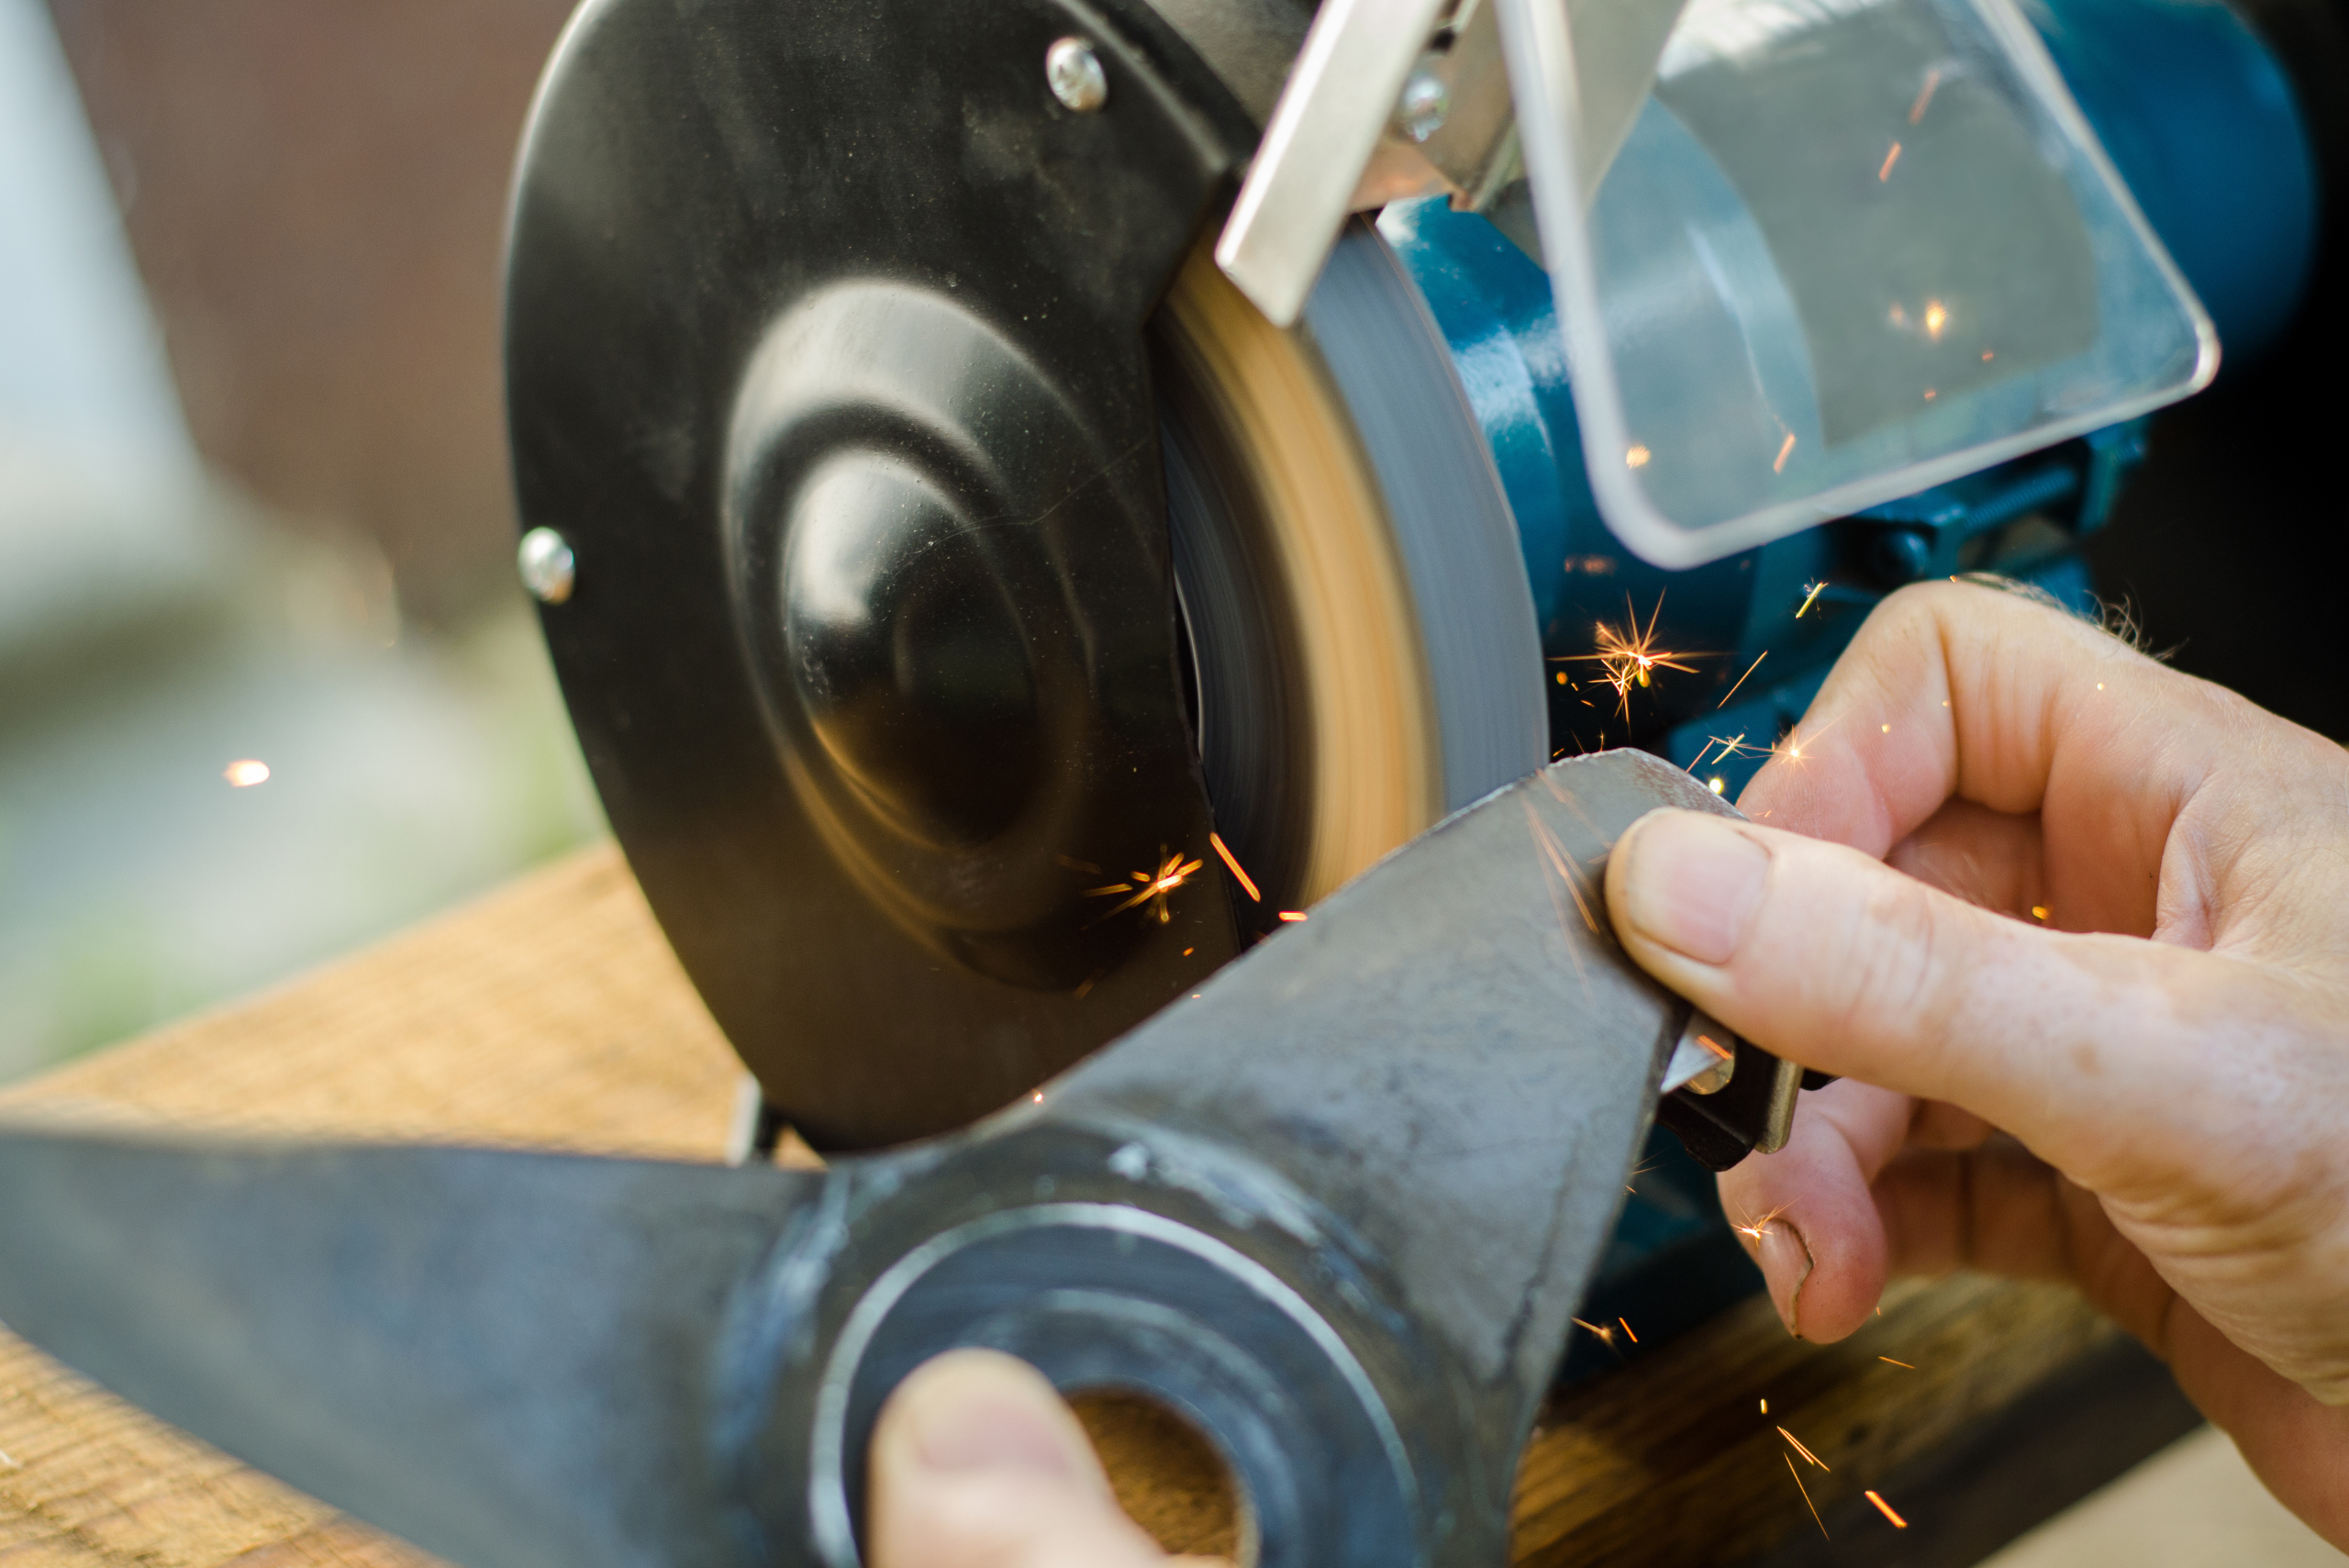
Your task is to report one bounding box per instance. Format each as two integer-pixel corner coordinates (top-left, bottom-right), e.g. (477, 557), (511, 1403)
(518, 526), (575, 605)
(1046, 37), (1108, 113)
(1396, 65), (1449, 142)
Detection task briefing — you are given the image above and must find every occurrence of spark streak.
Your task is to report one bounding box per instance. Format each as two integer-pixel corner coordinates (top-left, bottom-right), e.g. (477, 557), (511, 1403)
(1778, 1426), (1830, 1470)
(1719, 651), (1767, 708)
(1774, 432), (1797, 473)
(1908, 65), (1943, 123)
(1795, 581), (1826, 617)
(1879, 141), (1903, 181)
(1085, 848), (1205, 925)
(1879, 1356), (1915, 1369)
(1786, 1453), (1830, 1539)
(1866, 1490), (1909, 1529)
(1208, 831), (1261, 902)
(224, 760), (271, 787)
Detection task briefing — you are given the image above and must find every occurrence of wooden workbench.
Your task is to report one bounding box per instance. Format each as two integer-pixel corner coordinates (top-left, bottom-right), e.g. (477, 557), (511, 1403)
(0, 846), (2199, 1567)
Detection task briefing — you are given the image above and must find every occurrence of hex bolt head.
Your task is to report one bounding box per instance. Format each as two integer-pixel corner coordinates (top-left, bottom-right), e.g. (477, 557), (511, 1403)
(1046, 37), (1108, 112)
(1396, 66), (1450, 142)
(518, 526), (576, 605)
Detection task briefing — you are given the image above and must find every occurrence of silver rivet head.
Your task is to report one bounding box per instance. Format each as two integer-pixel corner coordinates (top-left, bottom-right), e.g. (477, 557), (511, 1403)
(1046, 37), (1108, 112)
(1396, 66), (1450, 142)
(518, 526), (575, 605)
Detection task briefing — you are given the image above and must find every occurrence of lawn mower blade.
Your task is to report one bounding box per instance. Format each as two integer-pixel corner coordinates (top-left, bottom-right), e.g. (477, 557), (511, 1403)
(0, 750), (1753, 1568)
(0, 1132), (818, 1568)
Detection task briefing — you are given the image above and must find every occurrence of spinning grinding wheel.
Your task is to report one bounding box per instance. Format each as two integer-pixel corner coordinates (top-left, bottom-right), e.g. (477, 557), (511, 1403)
(507, 0), (1542, 1151)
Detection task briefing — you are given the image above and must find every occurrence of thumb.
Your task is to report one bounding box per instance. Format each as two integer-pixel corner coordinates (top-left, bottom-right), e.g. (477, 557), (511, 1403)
(870, 1351), (1167, 1568)
(1603, 807), (2213, 1189)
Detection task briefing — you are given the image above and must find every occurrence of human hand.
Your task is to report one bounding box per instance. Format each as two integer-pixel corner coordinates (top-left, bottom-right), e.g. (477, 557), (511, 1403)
(870, 1350), (1179, 1568)
(1601, 579), (2349, 1547)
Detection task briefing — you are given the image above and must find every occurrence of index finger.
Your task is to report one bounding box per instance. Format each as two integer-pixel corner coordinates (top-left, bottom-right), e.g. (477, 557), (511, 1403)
(1739, 579), (2211, 938)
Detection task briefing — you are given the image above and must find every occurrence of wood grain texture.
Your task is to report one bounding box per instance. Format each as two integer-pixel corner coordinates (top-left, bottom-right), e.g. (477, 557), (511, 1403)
(1515, 1279), (2119, 1567)
(0, 842), (2141, 1566)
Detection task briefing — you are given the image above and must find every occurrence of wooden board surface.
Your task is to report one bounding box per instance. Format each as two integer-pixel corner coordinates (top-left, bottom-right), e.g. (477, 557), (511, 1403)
(0, 844), (2154, 1567)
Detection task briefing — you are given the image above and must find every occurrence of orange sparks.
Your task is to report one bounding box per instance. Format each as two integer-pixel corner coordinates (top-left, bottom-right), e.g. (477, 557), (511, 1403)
(1778, 1427), (1831, 1471)
(1786, 1453), (1830, 1539)
(1625, 443), (1652, 468)
(1690, 731), (1746, 772)
(1773, 432), (1797, 473)
(1795, 581), (1826, 617)
(1719, 651), (1767, 708)
(1908, 65), (1943, 123)
(223, 759), (271, 787)
(1572, 1317), (1617, 1346)
(1866, 1490), (1909, 1529)
(1879, 1356), (1915, 1369)
(1031, 1091), (1045, 1103)
(1879, 141), (1903, 181)
(1924, 300), (1947, 339)
(1276, 910), (1308, 922)
(1731, 1203), (1789, 1244)
(1085, 848), (1205, 925)
(1618, 1317), (1639, 1343)
(2031, 905), (2049, 921)
(1760, 1398), (1769, 1415)
(1557, 591), (1704, 719)
(1982, 349), (1996, 361)
(1208, 830), (1261, 903)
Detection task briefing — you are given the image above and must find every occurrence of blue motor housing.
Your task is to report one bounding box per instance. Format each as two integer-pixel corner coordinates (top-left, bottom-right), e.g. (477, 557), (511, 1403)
(1383, 0), (2320, 801)
(1378, 0), (2325, 1377)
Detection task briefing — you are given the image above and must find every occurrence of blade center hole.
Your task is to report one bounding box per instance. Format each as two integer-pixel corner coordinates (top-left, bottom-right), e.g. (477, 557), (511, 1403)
(1068, 1388), (1257, 1565)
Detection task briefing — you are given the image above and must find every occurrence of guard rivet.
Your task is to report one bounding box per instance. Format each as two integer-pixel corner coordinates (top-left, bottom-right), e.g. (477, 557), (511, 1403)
(1046, 37), (1108, 113)
(518, 526), (576, 605)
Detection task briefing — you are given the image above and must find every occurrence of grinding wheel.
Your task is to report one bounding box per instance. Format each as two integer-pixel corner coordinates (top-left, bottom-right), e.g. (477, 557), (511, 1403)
(505, 0), (1542, 1149)
(1158, 226), (1544, 923)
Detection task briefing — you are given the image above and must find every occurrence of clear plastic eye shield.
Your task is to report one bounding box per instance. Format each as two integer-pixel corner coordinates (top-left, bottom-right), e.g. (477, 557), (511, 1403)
(1217, 0), (2214, 568)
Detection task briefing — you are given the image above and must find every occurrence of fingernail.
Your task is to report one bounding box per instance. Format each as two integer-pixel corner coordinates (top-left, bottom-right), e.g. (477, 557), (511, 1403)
(1614, 810), (1770, 967)
(905, 1373), (1086, 1480)
(1758, 1222), (1813, 1338)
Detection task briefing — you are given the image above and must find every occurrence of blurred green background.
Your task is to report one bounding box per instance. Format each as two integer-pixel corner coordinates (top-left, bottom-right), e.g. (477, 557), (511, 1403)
(0, 0), (601, 1080)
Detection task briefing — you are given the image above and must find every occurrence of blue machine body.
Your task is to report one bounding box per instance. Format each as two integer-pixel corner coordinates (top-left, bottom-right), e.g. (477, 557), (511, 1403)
(1383, 0), (2318, 803)
(1378, 0), (2321, 1376)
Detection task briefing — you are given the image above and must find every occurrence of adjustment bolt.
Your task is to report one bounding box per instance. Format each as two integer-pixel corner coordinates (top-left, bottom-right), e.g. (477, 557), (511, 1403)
(518, 526), (576, 605)
(1396, 64), (1449, 142)
(1046, 37), (1108, 112)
